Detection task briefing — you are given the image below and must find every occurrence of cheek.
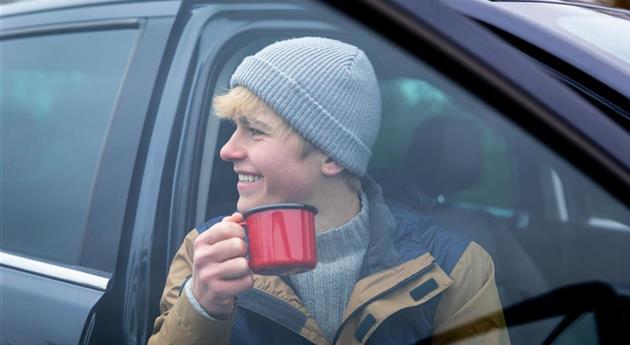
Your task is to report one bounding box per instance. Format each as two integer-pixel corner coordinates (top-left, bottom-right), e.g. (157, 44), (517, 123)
(264, 157), (318, 197)
(265, 161), (308, 187)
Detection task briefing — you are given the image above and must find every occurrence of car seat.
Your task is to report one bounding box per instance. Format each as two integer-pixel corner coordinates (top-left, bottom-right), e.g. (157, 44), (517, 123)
(374, 116), (553, 344)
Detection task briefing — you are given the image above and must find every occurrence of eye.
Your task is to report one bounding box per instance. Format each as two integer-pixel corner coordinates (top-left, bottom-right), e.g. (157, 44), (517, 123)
(248, 127), (265, 136)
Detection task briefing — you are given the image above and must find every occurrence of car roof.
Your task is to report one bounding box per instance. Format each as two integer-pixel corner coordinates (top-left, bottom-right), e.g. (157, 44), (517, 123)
(444, 0), (630, 100)
(494, 0), (630, 17)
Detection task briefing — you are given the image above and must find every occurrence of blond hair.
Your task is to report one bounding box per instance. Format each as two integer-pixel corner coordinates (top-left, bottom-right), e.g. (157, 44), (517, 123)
(213, 86), (269, 121)
(213, 86), (314, 157)
(213, 86), (362, 192)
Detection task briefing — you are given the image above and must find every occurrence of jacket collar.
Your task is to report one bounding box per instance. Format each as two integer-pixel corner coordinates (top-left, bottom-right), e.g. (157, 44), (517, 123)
(357, 175), (403, 278)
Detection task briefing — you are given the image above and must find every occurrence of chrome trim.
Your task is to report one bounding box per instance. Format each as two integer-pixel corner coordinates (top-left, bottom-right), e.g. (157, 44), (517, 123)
(551, 169), (569, 222)
(0, 251), (109, 291)
(588, 218), (630, 232)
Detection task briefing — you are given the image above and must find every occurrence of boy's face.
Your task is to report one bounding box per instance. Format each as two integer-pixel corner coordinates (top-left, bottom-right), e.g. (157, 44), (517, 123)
(220, 106), (327, 212)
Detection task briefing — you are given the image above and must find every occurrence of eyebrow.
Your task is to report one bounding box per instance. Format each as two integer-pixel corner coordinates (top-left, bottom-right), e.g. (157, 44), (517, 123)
(237, 115), (273, 132)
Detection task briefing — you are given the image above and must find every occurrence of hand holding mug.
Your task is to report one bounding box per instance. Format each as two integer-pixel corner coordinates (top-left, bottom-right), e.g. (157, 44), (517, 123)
(191, 212), (253, 318)
(190, 204), (318, 318)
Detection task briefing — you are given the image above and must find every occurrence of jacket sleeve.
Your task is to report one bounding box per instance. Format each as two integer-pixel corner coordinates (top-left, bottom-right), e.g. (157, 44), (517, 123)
(147, 230), (233, 345)
(430, 241), (511, 345)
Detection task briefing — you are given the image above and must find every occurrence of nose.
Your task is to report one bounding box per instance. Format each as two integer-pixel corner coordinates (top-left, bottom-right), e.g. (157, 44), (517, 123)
(220, 130), (246, 161)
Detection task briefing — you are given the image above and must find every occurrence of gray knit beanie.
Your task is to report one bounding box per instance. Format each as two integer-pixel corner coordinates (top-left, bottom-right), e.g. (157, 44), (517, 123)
(230, 37), (381, 176)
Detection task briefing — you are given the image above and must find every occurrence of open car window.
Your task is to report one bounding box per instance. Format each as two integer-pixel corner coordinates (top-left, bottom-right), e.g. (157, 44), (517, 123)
(182, 1), (630, 343)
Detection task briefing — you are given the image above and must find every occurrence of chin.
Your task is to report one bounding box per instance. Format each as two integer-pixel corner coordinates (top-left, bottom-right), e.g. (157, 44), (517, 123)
(236, 199), (257, 213)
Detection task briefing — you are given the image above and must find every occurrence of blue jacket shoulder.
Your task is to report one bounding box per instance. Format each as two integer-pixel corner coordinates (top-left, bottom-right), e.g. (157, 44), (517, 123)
(388, 201), (471, 276)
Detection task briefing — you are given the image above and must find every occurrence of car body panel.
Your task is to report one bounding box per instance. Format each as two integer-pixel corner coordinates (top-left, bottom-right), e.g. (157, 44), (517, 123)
(1, 2), (177, 344)
(1, 265), (103, 345)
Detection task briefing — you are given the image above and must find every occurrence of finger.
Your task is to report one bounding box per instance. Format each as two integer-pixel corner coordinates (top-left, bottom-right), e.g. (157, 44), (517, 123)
(222, 212), (244, 223)
(195, 221), (245, 247)
(217, 257), (251, 280)
(195, 237), (247, 265)
(212, 273), (254, 297)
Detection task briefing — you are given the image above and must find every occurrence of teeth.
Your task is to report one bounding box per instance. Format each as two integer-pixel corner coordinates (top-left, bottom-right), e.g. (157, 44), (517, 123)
(238, 174), (261, 183)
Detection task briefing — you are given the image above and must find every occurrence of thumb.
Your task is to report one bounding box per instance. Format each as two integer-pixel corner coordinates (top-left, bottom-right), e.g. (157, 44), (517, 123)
(222, 212), (244, 223)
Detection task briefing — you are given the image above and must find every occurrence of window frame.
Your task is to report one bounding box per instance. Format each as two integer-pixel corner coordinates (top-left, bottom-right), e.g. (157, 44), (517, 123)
(0, 3), (179, 344)
(0, 12), (175, 274)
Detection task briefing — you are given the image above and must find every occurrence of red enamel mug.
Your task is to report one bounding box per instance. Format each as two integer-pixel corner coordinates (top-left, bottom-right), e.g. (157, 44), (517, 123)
(241, 203), (318, 275)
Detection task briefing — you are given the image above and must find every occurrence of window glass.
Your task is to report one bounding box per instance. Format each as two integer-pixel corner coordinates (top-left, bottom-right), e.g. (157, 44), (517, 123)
(1, 29), (137, 265)
(577, 178), (630, 230)
(374, 78), (513, 211)
(553, 313), (598, 345)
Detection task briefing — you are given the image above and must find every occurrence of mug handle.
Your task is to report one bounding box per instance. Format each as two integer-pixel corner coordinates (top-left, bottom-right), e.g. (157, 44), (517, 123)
(237, 220), (250, 261)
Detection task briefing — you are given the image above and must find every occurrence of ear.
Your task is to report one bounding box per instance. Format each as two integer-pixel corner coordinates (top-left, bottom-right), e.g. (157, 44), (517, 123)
(321, 157), (345, 176)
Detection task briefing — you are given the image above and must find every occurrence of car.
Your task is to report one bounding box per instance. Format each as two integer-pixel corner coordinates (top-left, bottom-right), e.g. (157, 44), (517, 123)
(1, 0), (628, 344)
(442, 0), (630, 131)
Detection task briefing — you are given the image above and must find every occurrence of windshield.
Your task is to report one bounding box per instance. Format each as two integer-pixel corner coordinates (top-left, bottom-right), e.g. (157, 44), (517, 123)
(557, 15), (630, 65)
(495, 2), (630, 71)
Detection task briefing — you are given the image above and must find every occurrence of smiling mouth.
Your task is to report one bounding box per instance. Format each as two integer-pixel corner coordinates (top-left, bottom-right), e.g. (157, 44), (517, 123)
(238, 174), (262, 183)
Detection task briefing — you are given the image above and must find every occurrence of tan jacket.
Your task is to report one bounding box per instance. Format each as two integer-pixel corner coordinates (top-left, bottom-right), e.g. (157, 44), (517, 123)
(148, 180), (510, 345)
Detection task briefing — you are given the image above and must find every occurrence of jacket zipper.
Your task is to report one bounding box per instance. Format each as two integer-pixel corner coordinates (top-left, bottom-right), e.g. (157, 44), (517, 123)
(331, 261), (436, 345)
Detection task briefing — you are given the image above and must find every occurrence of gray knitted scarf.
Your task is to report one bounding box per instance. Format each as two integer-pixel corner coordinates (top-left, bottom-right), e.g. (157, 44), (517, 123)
(288, 191), (370, 342)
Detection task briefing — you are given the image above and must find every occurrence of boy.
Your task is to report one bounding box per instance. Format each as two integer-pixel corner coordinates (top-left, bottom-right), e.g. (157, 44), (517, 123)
(148, 37), (509, 345)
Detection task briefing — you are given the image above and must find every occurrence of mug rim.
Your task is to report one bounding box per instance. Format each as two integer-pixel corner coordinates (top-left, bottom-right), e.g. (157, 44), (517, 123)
(243, 203), (318, 218)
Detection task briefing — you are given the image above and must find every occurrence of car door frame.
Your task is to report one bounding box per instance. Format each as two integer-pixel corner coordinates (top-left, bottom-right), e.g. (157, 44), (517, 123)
(0, 2), (179, 344)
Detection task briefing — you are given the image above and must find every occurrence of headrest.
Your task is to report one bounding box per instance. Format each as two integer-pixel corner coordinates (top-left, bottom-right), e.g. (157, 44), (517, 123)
(403, 117), (483, 197)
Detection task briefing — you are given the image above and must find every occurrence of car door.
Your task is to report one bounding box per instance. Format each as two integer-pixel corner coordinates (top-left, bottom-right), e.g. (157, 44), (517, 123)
(0, 2), (177, 344)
